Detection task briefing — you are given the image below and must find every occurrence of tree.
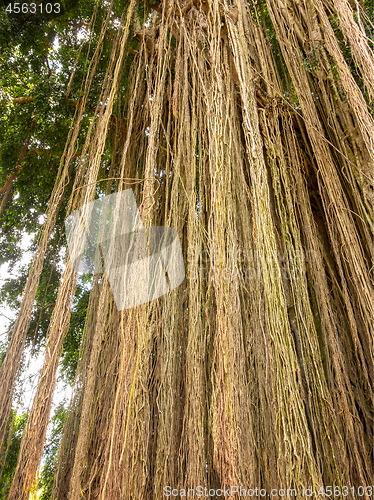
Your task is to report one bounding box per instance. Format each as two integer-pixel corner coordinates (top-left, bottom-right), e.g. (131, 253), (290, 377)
(0, 0), (373, 498)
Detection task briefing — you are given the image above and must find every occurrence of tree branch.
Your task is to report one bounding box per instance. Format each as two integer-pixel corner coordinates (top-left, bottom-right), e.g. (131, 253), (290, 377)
(0, 137), (31, 216)
(12, 97), (34, 104)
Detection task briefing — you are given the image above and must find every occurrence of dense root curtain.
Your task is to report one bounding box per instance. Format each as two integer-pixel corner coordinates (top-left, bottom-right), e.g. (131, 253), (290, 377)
(1, 0), (373, 498)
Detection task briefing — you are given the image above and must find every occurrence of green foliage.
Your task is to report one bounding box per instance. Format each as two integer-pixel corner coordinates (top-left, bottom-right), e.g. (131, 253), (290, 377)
(38, 404), (66, 500)
(0, 410), (27, 499)
(0, 0), (115, 348)
(302, 41), (325, 73)
(61, 274), (91, 384)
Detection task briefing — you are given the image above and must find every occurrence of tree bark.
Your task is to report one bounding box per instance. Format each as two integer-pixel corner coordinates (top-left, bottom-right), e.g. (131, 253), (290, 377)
(0, 136), (31, 217)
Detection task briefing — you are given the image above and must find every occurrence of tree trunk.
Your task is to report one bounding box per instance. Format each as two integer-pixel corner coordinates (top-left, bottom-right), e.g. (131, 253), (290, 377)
(0, 137), (30, 217)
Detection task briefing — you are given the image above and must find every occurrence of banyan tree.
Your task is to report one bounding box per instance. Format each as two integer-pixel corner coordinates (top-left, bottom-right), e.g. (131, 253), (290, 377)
(0, 0), (373, 497)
